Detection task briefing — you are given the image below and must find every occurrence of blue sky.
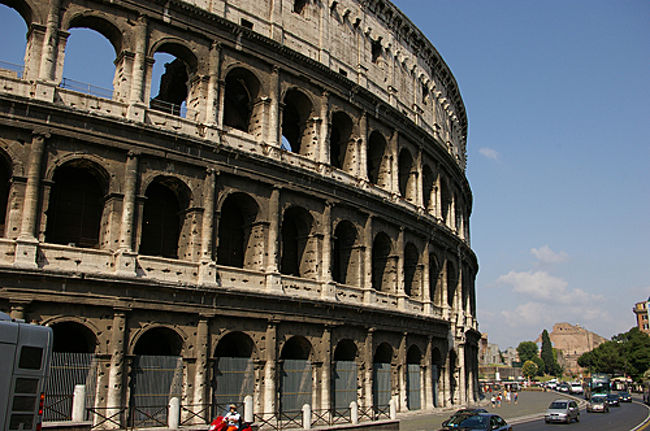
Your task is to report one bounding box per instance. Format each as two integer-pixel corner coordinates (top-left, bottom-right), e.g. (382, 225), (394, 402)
(1, 1), (648, 349)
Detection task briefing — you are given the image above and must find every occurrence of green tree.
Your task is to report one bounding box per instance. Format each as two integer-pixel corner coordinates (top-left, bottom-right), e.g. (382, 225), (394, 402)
(517, 341), (538, 363)
(522, 360), (538, 380)
(541, 330), (555, 374)
(578, 327), (650, 380)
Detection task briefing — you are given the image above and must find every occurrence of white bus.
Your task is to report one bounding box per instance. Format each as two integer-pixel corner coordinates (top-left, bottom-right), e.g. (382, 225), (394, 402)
(0, 312), (53, 431)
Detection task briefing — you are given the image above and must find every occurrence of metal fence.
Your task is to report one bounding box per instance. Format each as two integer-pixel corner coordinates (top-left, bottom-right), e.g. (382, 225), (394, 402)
(372, 362), (391, 409)
(406, 363), (421, 410)
(0, 60), (24, 78)
(59, 77), (113, 99)
(44, 352), (96, 422)
(280, 360), (312, 413)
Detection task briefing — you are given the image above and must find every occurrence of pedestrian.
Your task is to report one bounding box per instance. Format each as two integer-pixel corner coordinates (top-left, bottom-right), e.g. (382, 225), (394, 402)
(514, 391), (519, 405)
(497, 393), (502, 407)
(506, 390), (511, 404)
(491, 394), (496, 408)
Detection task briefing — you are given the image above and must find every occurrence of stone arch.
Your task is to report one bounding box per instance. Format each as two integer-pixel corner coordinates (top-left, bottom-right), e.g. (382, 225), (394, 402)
(217, 192), (260, 269)
(280, 335), (312, 360)
(330, 111), (354, 171)
(333, 339), (358, 411)
(149, 39), (199, 116)
(280, 335), (313, 412)
(132, 326), (184, 356)
(139, 176), (192, 259)
(281, 88), (314, 155)
(50, 320), (97, 353)
(213, 331), (257, 405)
(334, 339), (357, 361)
(0, 0), (38, 25)
(223, 66), (262, 133)
(332, 219), (359, 286)
(403, 242), (420, 298)
(446, 259), (458, 309)
(422, 164), (434, 211)
(65, 13), (123, 56)
(373, 342), (393, 408)
(398, 148), (416, 203)
(280, 205), (314, 278)
(372, 232), (394, 293)
(214, 331), (257, 359)
(45, 159), (109, 248)
(440, 177), (451, 224)
(429, 253), (442, 307)
(293, 0), (309, 14)
(367, 131), (389, 187)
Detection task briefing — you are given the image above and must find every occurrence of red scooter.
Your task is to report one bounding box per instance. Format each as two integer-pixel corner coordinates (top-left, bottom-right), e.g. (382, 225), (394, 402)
(208, 416), (253, 431)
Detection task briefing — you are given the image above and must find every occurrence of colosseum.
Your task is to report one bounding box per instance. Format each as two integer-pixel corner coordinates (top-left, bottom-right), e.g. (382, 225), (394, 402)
(0, 0), (479, 428)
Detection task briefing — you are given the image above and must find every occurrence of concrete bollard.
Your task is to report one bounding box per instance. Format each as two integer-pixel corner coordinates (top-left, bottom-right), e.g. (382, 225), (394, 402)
(389, 399), (396, 420)
(302, 404), (311, 430)
(350, 401), (358, 424)
(244, 395), (254, 423)
(168, 397), (180, 430)
(71, 385), (86, 422)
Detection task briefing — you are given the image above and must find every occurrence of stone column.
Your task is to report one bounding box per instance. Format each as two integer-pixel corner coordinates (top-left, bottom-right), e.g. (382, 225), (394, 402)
(358, 112), (368, 180)
(458, 344), (466, 405)
(396, 228), (405, 309)
(435, 174), (442, 220)
(424, 337), (434, 409)
(397, 333), (407, 411)
(205, 42), (221, 126)
(193, 317), (210, 421)
(363, 328), (374, 410)
(24, 24), (46, 81)
(267, 67), (280, 147)
(38, 0), (62, 82)
(217, 79), (226, 129)
(15, 132), (48, 268)
(422, 243), (432, 314)
(362, 215), (374, 304)
(390, 131), (399, 195)
(265, 187), (282, 292)
(321, 326), (332, 412)
(270, 0), (283, 42)
(106, 310), (127, 429)
(319, 91), (330, 166)
(115, 152), (138, 275)
(415, 148), (424, 209)
(441, 259), (450, 319)
(199, 169), (218, 285)
(263, 321), (278, 415)
(125, 15), (148, 120)
(321, 202), (333, 298)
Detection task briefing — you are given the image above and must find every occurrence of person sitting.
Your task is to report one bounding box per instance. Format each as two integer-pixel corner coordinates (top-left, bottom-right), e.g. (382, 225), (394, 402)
(223, 404), (241, 431)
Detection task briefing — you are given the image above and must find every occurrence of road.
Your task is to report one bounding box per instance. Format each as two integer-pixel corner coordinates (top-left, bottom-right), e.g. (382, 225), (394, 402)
(514, 401), (649, 431)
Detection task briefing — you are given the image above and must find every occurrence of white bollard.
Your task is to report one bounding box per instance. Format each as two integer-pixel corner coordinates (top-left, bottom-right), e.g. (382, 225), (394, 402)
(350, 401), (358, 424)
(168, 397), (180, 430)
(302, 404), (311, 430)
(71, 385), (86, 422)
(244, 395), (254, 423)
(389, 399), (396, 420)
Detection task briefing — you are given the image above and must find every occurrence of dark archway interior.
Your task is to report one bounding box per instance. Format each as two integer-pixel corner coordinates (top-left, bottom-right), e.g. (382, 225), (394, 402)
(333, 339), (357, 361)
(367, 131), (386, 185)
(134, 327), (183, 356)
(332, 221), (356, 284)
(0, 155), (11, 236)
(371, 233), (391, 292)
(139, 182), (181, 258)
(403, 243), (418, 297)
(215, 332), (254, 358)
(373, 343), (392, 363)
(280, 336), (311, 360)
(407, 346), (421, 364)
(52, 322), (97, 353)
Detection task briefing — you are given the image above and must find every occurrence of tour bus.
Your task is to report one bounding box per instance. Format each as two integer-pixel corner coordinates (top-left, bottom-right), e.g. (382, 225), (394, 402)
(0, 312), (53, 431)
(584, 373), (610, 400)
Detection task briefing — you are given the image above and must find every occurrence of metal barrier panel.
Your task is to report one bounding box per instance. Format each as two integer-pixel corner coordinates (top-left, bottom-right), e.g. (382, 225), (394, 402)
(406, 364), (421, 410)
(44, 352), (95, 422)
(129, 355), (182, 428)
(280, 360), (312, 413)
(372, 363), (391, 408)
(213, 357), (254, 413)
(333, 361), (357, 410)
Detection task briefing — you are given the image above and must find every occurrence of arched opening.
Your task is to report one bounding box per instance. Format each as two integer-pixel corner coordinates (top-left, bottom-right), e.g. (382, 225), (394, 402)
(0, 153), (11, 237)
(45, 322), (98, 422)
(429, 255), (441, 307)
(293, 0), (308, 14)
(373, 343), (392, 409)
(217, 193), (259, 268)
(422, 165), (434, 211)
(333, 339), (357, 412)
(150, 43), (197, 117)
(213, 332), (255, 408)
(406, 346), (422, 410)
(403, 242), (420, 298)
(447, 260), (458, 309)
(372, 233), (393, 293)
(223, 67), (261, 133)
(63, 16), (121, 98)
(332, 220), (358, 286)
(45, 162), (106, 248)
(398, 149), (416, 203)
(367, 131), (388, 187)
(139, 179), (189, 259)
(281, 89), (312, 155)
(130, 327), (183, 427)
(330, 111), (354, 171)
(280, 206), (313, 278)
(280, 336), (312, 413)
(0, 4), (28, 77)
(440, 180), (451, 224)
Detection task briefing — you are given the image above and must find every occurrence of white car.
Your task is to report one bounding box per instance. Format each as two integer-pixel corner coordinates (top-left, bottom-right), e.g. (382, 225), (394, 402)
(570, 383), (584, 394)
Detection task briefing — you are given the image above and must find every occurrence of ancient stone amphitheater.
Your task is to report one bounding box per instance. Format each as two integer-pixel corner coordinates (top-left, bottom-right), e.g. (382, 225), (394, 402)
(0, 0), (479, 428)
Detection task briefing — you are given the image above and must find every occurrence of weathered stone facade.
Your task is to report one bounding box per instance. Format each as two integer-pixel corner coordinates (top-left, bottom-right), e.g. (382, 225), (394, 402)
(537, 323), (607, 376)
(0, 0), (478, 427)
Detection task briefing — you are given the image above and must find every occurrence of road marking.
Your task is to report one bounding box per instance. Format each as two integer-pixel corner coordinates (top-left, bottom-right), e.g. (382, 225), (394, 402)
(629, 400), (650, 431)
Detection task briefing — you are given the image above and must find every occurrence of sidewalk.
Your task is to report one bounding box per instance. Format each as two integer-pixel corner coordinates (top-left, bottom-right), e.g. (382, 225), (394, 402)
(398, 390), (586, 431)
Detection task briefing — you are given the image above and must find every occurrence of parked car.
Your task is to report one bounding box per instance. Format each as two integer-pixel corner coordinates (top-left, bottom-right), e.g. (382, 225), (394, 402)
(605, 393), (620, 407)
(570, 382), (584, 394)
(440, 413), (512, 431)
(557, 382), (571, 393)
(587, 395), (609, 413)
(441, 409), (488, 428)
(618, 391), (632, 402)
(544, 399), (580, 423)
(546, 381), (558, 390)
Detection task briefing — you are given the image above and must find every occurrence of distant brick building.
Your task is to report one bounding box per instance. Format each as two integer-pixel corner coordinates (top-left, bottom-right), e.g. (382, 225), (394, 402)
(537, 323), (607, 376)
(633, 298), (650, 334)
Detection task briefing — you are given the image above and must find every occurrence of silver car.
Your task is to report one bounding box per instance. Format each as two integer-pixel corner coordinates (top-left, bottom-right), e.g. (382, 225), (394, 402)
(544, 399), (580, 423)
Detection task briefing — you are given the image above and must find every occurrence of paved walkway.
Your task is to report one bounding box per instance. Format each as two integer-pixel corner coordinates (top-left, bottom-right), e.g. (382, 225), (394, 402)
(398, 390), (586, 431)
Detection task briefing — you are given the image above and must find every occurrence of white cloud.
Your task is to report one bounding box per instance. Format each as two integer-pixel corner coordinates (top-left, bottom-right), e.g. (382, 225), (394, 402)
(497, 270), (568, 302)
(531, 245), (568, 264)
(479, 147), (499, 160)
